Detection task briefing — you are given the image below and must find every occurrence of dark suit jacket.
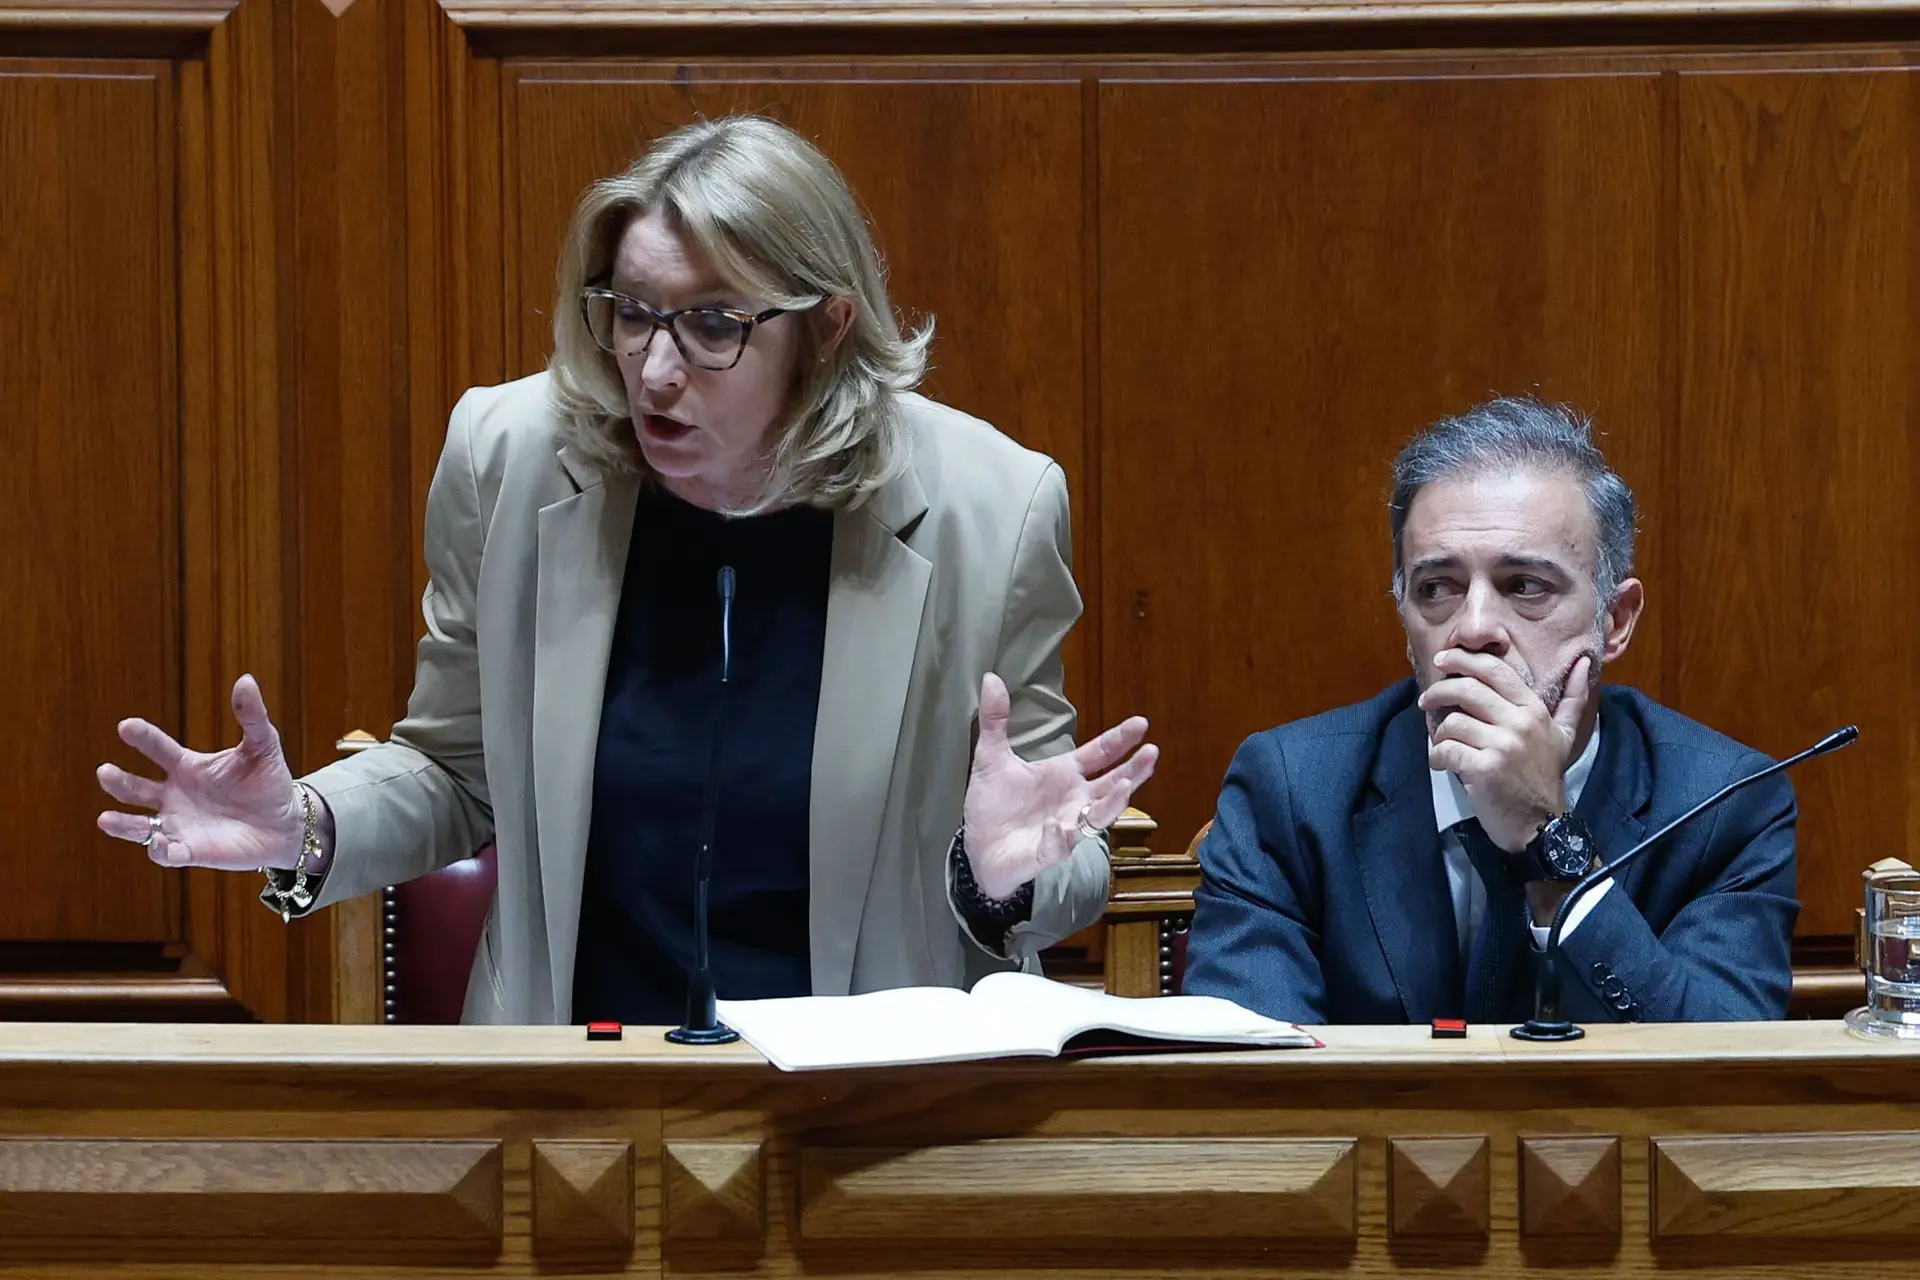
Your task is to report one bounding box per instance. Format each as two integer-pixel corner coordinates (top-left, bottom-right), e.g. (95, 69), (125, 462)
(1183, 680), (1798, 1025)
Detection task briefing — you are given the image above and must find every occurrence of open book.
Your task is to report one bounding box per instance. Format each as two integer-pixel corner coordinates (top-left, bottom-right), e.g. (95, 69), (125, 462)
(715, 972), (1318, 1071)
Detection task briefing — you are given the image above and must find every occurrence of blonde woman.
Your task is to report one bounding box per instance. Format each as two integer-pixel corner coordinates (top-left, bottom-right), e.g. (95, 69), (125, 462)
(94, 116), (1158, 1026)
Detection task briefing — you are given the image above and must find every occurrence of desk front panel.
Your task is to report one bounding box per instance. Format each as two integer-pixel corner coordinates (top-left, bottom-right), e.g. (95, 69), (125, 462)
(0, 1021), (1916, 1277)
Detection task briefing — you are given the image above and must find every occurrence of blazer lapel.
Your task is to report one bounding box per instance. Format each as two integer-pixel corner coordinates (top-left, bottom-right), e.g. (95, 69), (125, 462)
(809, 463), (932, 996)
(532, 444), (639, 1014)
(1576, 692), (1652, 894)
(1351, 698), (1463, 1021)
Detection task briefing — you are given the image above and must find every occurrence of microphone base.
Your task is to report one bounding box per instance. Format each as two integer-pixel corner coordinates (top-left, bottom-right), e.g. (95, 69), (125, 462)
(1510, 1019), (1585, 1042)
(665, 1023), (741, 1046)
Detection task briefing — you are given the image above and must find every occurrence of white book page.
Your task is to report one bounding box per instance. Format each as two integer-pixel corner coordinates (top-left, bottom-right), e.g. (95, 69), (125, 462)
(715, 986), (1054, 1071)
(970, 972), (1314, 1047)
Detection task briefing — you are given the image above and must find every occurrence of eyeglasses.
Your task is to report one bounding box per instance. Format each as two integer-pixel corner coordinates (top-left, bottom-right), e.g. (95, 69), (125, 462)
(579, 285), (791, 372)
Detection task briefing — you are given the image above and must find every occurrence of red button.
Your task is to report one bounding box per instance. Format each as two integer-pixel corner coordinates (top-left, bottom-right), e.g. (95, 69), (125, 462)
(586, 1021), (623, 1041)
(1431, 1018), (1468, 1038)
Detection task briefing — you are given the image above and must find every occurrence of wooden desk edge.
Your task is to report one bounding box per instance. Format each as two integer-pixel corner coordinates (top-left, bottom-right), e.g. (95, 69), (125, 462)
(1, 1019), (1915, 1076)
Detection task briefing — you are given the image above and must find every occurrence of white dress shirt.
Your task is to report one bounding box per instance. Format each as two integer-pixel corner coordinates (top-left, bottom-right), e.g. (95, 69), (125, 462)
(1430, 722), (1608, 967)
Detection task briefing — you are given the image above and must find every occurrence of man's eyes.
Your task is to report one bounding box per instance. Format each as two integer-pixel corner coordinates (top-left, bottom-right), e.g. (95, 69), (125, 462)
(1412, 576), (1554, 601)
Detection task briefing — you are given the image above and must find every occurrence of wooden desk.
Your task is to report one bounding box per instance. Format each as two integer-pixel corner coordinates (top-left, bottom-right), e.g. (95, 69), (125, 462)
(2, 1022), (1919, 1276)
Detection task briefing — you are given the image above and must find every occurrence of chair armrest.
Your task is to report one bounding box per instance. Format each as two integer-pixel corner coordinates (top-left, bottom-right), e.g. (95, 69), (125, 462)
(1100, 808), (1201, 997)
(335, 729), (379, 754)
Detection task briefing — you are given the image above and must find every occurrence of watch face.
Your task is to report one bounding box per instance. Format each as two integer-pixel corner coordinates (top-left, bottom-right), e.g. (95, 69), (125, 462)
(1543, 818), (1592, 878)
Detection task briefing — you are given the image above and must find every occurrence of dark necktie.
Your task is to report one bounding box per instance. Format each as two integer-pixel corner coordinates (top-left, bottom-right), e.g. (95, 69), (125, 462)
(1460, 819), (1529, 1024)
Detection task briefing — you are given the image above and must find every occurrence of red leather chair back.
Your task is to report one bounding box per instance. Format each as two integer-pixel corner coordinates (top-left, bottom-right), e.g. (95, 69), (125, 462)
(384, 844), (498, 1024)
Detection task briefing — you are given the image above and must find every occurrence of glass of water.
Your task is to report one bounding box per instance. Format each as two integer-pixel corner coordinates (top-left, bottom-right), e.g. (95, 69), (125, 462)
(1845, 866), (1920, 1039)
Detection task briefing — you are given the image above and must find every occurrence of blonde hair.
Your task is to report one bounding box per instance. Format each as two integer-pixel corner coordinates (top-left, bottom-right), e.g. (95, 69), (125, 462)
(547, 115), (932, 511)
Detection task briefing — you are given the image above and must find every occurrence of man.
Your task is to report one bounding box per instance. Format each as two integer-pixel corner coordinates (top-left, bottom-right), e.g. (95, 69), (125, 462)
(1184, 396), (1796, 1025)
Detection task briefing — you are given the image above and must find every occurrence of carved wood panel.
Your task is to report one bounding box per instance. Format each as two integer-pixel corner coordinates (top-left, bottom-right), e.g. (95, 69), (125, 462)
(799, 1137), (1357, 1239)
(1653, 1131), (1920, 1237)
(0, 0), (411, 1023)
(0, 1137), (502, 1256)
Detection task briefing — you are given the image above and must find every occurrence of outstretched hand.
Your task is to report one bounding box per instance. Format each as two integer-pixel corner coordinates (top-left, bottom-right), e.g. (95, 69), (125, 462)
(961, 673), (1159, 900)
(95, 674), (307, 871)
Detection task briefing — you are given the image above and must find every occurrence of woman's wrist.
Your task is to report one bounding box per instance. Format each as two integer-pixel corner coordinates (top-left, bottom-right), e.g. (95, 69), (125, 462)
(952, 828), (1034, 914)
(298, 782), (336, 875)
(307, 786), (337, 875)
(269, 783), (335, 873)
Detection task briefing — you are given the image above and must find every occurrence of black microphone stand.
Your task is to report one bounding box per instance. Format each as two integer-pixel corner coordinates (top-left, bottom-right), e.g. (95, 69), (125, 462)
(1511, 724), (1859, 1042)
(668, 566), (742, 1046)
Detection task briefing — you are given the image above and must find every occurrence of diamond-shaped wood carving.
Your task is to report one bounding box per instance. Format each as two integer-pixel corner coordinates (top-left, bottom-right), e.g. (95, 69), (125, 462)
(531, 1139), (632, 1254)
(664, 1141), (765, 1242)
(1521, 1136), (1620, 1237)
(1390, 1136), (1490, 1237)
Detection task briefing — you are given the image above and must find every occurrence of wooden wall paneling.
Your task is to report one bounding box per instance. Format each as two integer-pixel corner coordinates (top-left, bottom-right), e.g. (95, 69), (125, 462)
(181, 0), (306, 1022)
(0, 60), (181, 951)
(1674, 65), (1918, 939)
(1097, 66), (1666, 854)
(402, 0), (504, 614)
(315, 0), (509, 1018)
(423, 0), (1920, 57)
(0, 0), (332, 1021)
(284, 0), (414, 1023)
(0, 48), (261, 1019)
(501, 66), (1095, 717)
(175, 27), (232, 1018)
(0, 0), (370, 1020)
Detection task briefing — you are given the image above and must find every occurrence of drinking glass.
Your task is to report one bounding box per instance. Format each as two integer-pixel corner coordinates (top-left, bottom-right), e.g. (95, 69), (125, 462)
(1845, 865), (1920, 1039)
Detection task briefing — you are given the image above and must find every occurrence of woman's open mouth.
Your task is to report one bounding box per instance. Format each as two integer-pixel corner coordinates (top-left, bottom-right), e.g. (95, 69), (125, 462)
(641, 412), (696, 442)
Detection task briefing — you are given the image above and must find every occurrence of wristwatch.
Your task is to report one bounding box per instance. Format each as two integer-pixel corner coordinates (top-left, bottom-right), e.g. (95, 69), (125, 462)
(1518, 813), (1595, 883)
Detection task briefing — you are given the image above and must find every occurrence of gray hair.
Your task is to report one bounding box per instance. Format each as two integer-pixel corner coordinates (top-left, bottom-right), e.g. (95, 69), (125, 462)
(547, 115), (932, 513)
(1388, 396), (1637, 606)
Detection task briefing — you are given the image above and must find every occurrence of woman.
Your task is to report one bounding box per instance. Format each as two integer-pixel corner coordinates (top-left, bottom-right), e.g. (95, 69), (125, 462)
(94, 116), (1157, 1025)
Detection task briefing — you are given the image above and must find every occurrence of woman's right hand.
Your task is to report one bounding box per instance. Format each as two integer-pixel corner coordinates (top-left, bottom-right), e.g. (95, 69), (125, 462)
(96, 674), (307, 871)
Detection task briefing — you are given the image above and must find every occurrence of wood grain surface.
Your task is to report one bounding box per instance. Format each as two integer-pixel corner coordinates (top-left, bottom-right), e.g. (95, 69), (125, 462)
(6, 9), (1915, 1024)
(0, 1022), (1914, 1275)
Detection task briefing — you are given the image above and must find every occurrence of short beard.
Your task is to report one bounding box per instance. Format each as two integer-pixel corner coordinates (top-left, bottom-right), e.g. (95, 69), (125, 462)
(1540, 630), (1608, 716)
(1410, 644), (1605, 715)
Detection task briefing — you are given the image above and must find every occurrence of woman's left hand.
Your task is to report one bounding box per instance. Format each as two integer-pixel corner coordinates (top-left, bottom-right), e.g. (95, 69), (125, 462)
(962, 673), (1159, 900)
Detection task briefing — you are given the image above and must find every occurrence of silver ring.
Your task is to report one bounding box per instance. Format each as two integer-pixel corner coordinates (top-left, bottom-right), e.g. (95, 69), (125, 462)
(145, 815), (164, 851)
(1075, 805), (1102, 842)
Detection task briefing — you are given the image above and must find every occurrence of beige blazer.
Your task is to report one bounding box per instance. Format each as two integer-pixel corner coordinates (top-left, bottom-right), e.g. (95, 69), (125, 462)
(293, 372), (1110, 1023)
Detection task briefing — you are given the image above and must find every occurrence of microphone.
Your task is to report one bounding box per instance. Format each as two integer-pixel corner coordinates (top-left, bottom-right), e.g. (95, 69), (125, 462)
(667, 565), (742, 1046)
(1511, 724), (1860, 1042)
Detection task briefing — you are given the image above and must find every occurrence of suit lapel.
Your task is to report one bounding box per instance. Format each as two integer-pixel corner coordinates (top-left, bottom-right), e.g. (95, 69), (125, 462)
(1576, 692), (1652, 893)
(532, 444), (639, 1014)
(809, 463), (931, 996)
(1351, 698), (1463, 1021)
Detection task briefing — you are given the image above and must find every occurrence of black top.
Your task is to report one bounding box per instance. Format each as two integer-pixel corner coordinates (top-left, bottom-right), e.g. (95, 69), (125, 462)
(571, 486), (832, 1026)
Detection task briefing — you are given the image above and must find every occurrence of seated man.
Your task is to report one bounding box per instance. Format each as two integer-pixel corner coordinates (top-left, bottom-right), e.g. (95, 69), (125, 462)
(1184, 396), (1796, 1025)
